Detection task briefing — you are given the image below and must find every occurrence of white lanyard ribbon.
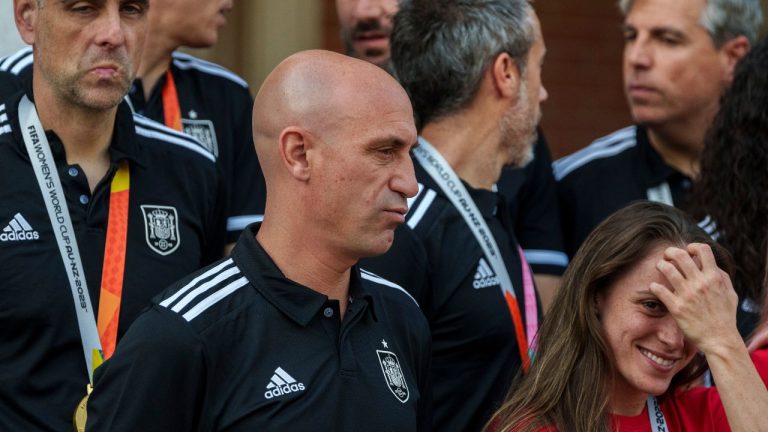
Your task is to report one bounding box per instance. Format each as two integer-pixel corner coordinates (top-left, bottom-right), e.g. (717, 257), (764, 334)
(647, 396), (669, 432)
(19, 96), (102, 383)
(412, 137), (519, 307)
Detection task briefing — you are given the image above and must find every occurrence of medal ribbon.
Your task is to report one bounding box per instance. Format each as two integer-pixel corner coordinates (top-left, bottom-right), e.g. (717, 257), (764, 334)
(19, 96), (130, 381)
(413, 137), (535, 372)
(96, 161), (130, 360)
(647, 396), (669, 432)
(161, 69), (183, 131)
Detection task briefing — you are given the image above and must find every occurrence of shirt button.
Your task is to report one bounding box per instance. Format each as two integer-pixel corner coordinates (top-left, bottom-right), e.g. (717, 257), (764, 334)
(323, 307), (334, 318)
(79, 195), (89, 205)
(68, 167), (79, 177)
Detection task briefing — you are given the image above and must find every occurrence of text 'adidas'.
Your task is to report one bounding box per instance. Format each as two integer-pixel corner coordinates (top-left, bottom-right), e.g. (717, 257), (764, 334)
(0, 213), (40, 242)
(264, 367), (306, 400)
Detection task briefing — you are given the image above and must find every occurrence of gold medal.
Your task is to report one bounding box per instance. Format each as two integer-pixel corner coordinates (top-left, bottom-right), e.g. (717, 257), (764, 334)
(73, 384), (92, 432)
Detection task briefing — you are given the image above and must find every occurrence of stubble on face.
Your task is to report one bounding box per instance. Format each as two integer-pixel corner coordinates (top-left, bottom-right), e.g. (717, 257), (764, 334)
(500, 81), (538, 168)
(47, 51), (134, 111)
(31, 0), (146, 112)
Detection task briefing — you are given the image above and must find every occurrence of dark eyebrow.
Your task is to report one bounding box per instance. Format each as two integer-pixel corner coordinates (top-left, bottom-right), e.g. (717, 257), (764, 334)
(61, 0), (149, 7)
(650, 27), (686, 40)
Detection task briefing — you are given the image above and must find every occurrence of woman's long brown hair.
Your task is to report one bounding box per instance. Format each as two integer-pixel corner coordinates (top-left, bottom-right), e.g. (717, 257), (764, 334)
(485, 201), (731, 432)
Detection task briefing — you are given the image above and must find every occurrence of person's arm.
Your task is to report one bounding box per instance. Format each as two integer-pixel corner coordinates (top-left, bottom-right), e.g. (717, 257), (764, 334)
(650, 243), (768, 432)
(86, 307), (208, 432)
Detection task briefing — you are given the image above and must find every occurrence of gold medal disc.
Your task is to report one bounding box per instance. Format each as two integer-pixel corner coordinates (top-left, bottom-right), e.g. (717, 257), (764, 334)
(73, 385), (92, 432)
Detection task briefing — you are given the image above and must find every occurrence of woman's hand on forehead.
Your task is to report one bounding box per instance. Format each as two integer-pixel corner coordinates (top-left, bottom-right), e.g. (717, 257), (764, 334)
(648, 243), (740, 354)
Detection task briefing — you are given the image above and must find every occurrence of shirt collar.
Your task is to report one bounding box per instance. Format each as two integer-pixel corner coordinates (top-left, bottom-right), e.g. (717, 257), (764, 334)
(232, 224), (376, 326)
(413, 151), (500, 219)
(10, 80), (147, 168)
(635, 125), (690, 186)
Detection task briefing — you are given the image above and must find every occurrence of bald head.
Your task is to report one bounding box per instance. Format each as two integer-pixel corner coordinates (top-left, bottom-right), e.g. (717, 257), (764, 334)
(253, 50), (411, 177)
(252, 49), (418, 262)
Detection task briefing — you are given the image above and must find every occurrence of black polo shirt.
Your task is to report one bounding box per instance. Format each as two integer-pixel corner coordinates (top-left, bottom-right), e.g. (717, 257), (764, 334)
(129, 51), (266, 243)
(553, 125), (692, 256)
(87, 225), (431, 431)
(0, 47), (30, 103)
(0, 89), (225, 431)
(0, 48), (266, 243)
(361, 159), (539, 432)
(498, 133), (568, 276)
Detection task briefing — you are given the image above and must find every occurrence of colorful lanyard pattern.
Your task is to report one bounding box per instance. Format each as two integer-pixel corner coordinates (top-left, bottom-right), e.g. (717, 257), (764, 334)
(96, 161), (130, 360)
(161, 69), (183, 131)
(19, 96), (130, 380)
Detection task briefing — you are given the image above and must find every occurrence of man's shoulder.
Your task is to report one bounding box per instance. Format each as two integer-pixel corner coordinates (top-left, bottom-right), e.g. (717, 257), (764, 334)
(0, 101), (13, 139)
(553, 125), (639, 182)
(357, 268), (430, 340)
(131, 112), (216, 165)
(359, 268), (421, 311)
(152, 257), (255, 334)
(171, 52), (249, 91)
(0, 47), (33, 77)
(403, 181), (454, 236)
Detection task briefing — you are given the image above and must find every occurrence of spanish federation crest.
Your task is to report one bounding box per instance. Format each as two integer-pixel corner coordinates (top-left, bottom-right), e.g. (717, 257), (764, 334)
(182, 118), (219, 158)
(376, 350), (409, 403)
(140, 205), (180, 256)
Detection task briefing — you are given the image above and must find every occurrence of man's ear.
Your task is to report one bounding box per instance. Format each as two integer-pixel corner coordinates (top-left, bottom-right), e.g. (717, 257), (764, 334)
(720, 35), (750, 84)
(278, 127), (312, 181)
(491, 52), (522, 100)
(15, 0), (38, 45)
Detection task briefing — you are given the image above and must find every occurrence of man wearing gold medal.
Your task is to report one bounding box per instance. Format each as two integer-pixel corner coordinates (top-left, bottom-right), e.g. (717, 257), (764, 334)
(0, 0), (227, 430)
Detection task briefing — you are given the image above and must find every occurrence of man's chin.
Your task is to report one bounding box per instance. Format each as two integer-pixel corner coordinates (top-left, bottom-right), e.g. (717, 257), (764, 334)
(74, 88), (129, 111)
(358, 237), (396, 259)
(506, 139), (536, 169)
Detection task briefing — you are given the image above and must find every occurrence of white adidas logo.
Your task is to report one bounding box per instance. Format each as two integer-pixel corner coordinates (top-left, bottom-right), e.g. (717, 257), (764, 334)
(473, 258), (500, 289)
(0, 213), (39, 242)
(263, 367), (306, 400)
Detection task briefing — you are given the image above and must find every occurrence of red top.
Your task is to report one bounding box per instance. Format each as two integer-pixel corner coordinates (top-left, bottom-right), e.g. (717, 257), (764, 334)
(534, 349), (768, 432)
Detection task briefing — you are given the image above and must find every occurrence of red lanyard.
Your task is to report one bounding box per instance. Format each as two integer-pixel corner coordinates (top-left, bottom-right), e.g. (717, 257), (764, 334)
(95, 161), (130, 361)
(161, 69), (183, 131)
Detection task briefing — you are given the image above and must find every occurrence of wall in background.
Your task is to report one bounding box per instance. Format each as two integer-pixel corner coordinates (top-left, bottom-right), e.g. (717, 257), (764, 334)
(318, 0), (631, 158)
(3, 0), (766, 158)
(0, 3), (28, 57)
(186, 0), (324, 94)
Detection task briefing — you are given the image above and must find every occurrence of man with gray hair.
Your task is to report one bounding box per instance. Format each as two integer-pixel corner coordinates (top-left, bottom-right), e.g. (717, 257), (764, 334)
(361, 0), (547, 430)
(554, 0), (759, 252)
(336, 0), (568, 314)
(553, 0), (762, 335)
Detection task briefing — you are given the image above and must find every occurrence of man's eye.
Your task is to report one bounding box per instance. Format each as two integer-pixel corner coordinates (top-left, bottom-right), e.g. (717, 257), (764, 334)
(71, 3), (96, 14)
(122, 2), (147, 16)
(661, 36), (680, 45)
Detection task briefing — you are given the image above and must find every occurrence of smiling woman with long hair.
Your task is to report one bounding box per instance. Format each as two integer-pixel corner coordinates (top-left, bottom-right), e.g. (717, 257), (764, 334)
(485, 202), (768, 432)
